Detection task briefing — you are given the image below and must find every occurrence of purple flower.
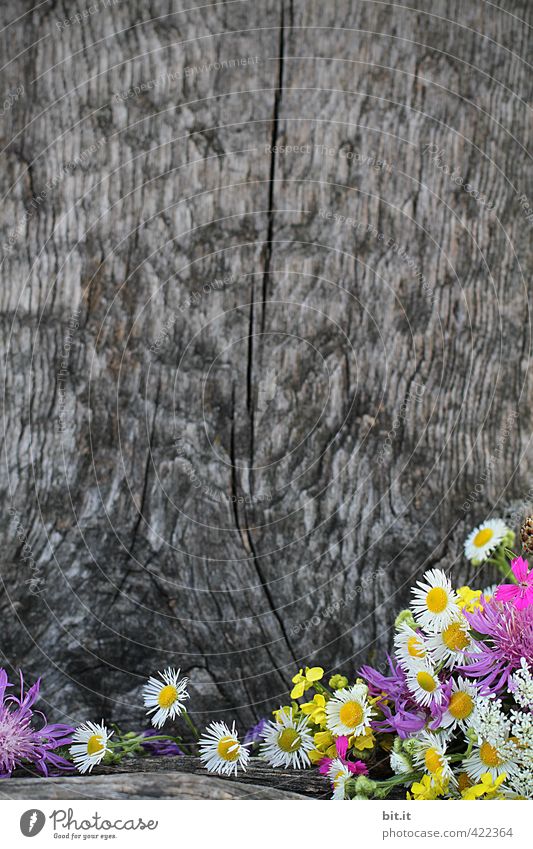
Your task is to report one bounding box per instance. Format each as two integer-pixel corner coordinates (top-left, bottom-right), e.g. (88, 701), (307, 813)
(359, 656), (407, 701)
(373, 699), (427, 738)
(140, 729), (183, 756)
(243, 717), (267, 745)
(359, 656), (430, 738)
(0, 668), (74, 778)
(460, 598), (533, 692)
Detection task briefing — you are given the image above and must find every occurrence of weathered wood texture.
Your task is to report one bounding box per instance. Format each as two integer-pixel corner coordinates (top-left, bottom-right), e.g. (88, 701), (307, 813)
(2, 756), (327, 799)
(0, 0), (532, 741)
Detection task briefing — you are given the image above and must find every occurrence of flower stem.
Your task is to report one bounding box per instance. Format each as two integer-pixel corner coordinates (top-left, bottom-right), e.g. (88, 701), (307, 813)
(182, 709), (201, 742)
(313, 682), (332, 699)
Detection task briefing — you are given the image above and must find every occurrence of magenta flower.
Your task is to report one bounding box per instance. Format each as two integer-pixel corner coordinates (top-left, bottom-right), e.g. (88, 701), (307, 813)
(0, 669), (74, 778)
(494, 556), (533, 610)
(318, 735), (368, 776)
(460, 599), (533, 692)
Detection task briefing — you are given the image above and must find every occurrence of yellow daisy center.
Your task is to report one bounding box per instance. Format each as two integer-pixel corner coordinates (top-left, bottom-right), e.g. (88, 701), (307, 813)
(424, 747), (443, 774)
(457, 772), (472, 792)
(479, 741), (502, 768)
(448, 691), (474, 720)
(87, 734), (104, 756)
(339, 701), (364, 728)
(278, 728), (301, 752)
(407, 635), (426, 658)
(426, 587), (448, 613)
(416, 670), (436, 692)
(217, 736), (240, 762)
(473, 528), (494, 548)
(442, 622), (470, 651)
(334, 770), (344, 786)
(157, 684), (178, 709)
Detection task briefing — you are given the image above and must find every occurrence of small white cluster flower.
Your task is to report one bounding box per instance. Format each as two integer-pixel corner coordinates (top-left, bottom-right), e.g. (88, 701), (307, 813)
(469, 697), (510, 747)
(509, 658), (533, 710)
(510, 709), (533, 748)
(503, 756), (533, 799)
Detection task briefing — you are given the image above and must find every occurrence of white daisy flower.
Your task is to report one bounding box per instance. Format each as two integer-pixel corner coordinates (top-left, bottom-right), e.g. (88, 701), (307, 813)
(509, 658), (533, 710)
(411, 569), (460, 632)
(325, 683), (374, 736)
(199, 721), (250, 776)
(440, 677), (479, 732)
(469, 697), (510, 748)
(412, 731), (456, 786)
(464, 518), (508, 563)
(463, 739), (517, 783)
(260, 710), (314, 769)
(142, 667), (189, 729)
(70, 721), (113, 774)
(394, 624), (428, 672)
(327, 758), (353, 800)
(426, 616), (474, 668)
(406, 661), (444, 708)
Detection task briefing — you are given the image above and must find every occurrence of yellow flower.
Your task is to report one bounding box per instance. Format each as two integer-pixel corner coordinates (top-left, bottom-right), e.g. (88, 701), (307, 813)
(351, 727), (375, 751)
(462, 772), (507, 800)
(300, 694), (327, 726)
(309, 749), (325, 764)
(407, 771), (448, 800)
(457, 586), (483, 613)
(407, 775), (439, 800)
(272, 704), (297, 723)
(290, 667), (324, 699)
(313, 730), (337, 758)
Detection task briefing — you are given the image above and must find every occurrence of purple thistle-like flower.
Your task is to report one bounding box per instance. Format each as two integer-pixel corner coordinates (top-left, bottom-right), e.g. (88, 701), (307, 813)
(359, 656), (429, 738)
(372, 699), (427, 738)
(0, 669), (74, 778)
(243, 717), (267, 745)
(359, 655), (407, 701)
(460, 598), (533, 692)
(140, 729), (183, 756)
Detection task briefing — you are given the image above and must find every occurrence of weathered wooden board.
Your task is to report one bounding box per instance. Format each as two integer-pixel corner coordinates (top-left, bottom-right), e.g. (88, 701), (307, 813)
(0, 772), (310, 801)
(2, 756), (326, 799)
(0, 0), (532, 742)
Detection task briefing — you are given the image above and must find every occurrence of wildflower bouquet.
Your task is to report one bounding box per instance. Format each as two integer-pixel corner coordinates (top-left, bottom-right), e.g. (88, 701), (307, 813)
(182, 515), (531, 800)
(2, 516), (531, 801)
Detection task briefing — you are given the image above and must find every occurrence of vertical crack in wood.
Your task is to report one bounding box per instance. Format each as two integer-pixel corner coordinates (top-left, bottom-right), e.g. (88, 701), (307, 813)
(261, 0), (287, 334)
(230, 385), (297, 667)
(246, 0), (287, 495)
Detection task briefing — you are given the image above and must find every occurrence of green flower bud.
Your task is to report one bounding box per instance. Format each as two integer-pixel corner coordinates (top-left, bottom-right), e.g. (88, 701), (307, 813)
(354, 776), (377, 797)
(402, 738), (418, 757)
(503, 529), (515, 548)
(329, 674), (349, 690)
(394, 609), (417, 630)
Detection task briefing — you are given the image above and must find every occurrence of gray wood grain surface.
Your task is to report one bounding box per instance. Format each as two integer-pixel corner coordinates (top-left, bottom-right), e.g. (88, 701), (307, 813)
(2, 756), (328, 799)
(0, 0), (531, 743)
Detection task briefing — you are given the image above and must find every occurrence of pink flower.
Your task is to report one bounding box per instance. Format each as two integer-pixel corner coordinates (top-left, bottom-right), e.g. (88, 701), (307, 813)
(318, 736), (368, 777)
(494, 557), (533, 610)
